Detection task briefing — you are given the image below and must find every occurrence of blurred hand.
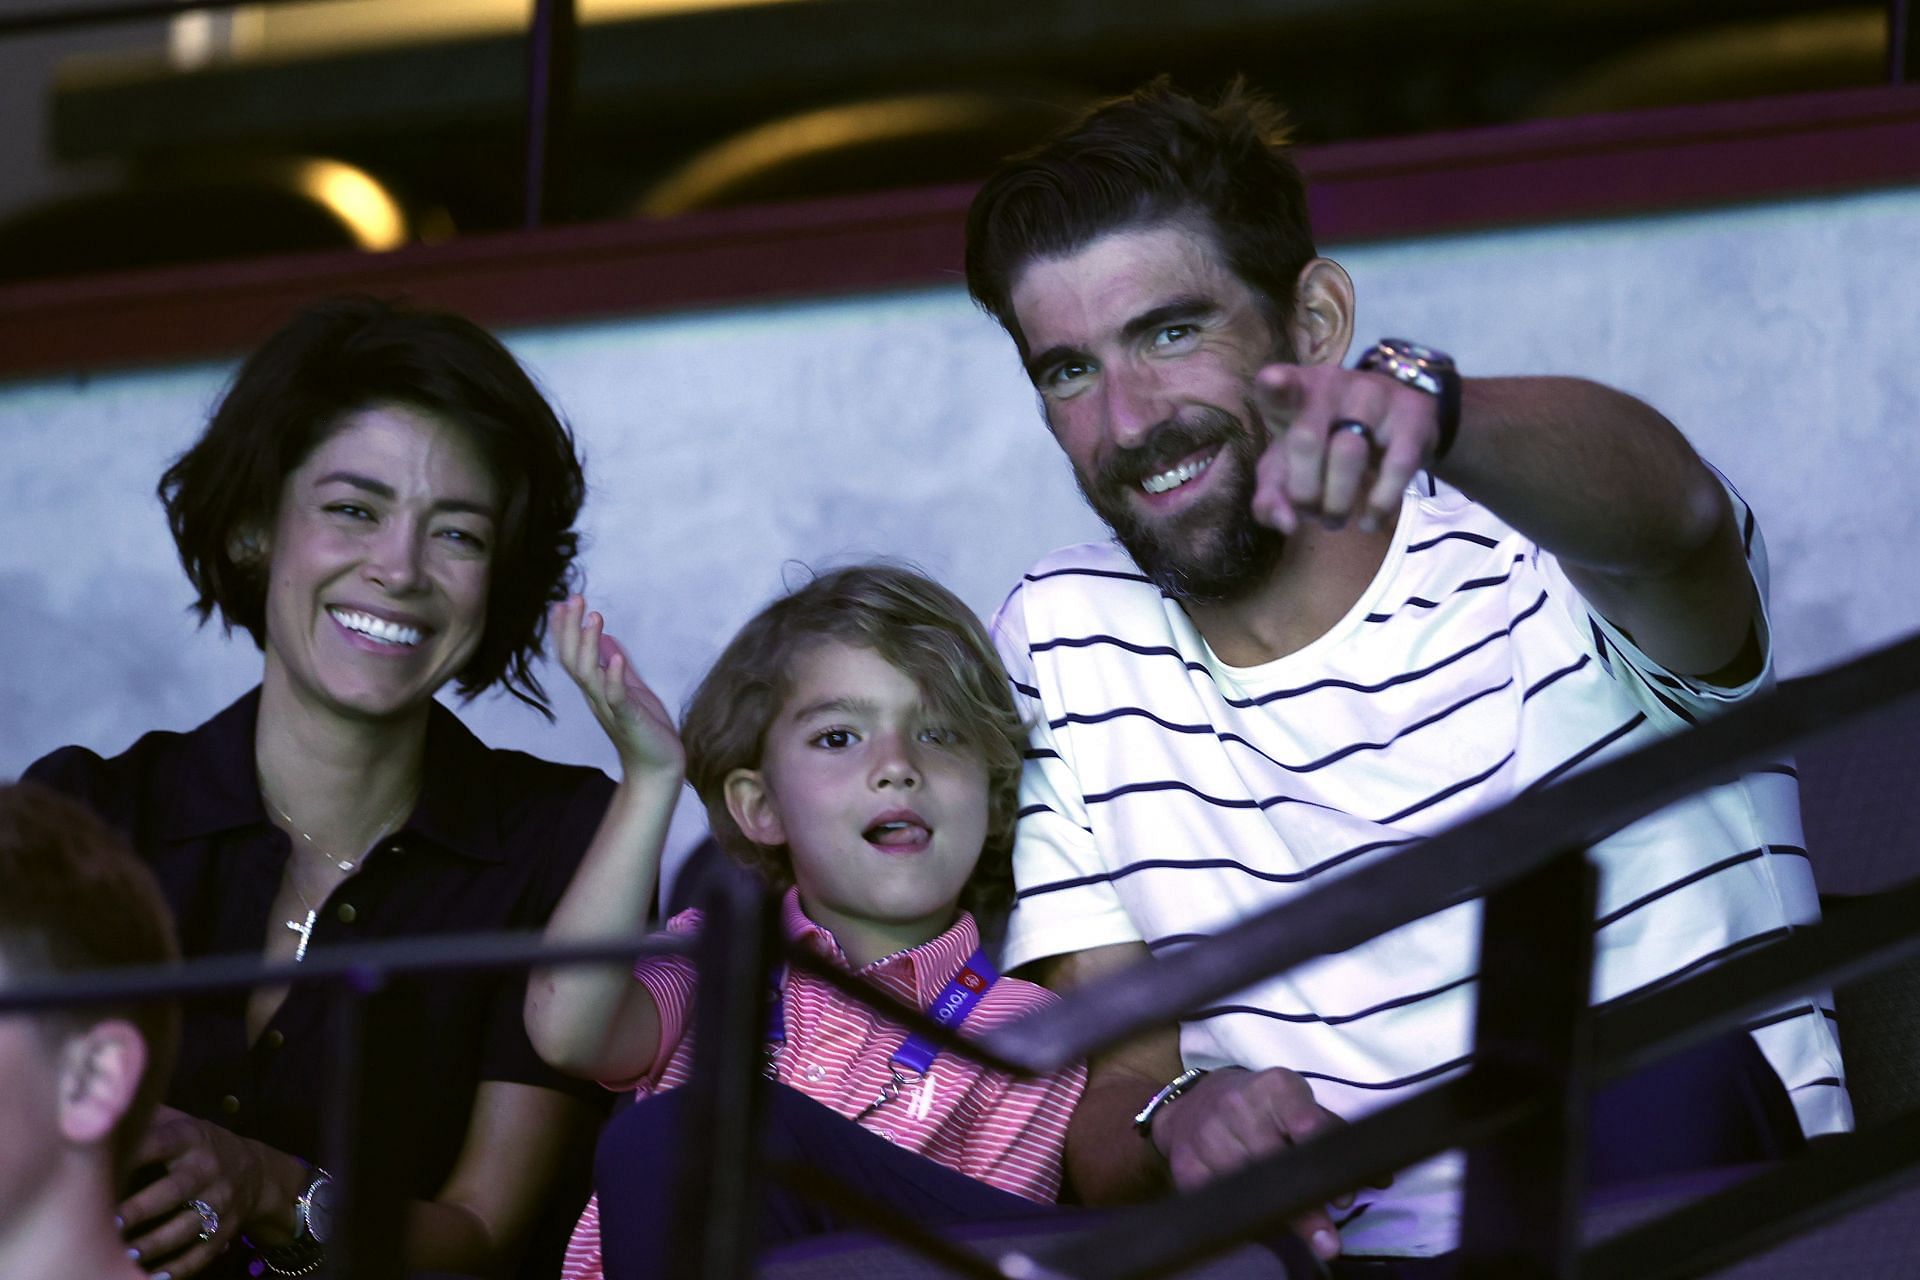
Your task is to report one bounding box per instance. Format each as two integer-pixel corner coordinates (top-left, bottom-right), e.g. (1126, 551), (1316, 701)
(551, 596), (683, 777)
(1251, 363), (1442, 536)
(118, 1106), (274, 1277)
(1148, 1066), (1389, 1262)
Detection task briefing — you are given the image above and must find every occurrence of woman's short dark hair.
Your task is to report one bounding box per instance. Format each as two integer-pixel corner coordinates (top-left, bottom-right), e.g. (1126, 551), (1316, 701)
(965, 77), (1316, 360)
(159, 296), (587, 715)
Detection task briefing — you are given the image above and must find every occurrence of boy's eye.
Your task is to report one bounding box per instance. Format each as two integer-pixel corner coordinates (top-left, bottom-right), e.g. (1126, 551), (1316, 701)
(917, 726), (961, 746)
(810, 728), (857, 750)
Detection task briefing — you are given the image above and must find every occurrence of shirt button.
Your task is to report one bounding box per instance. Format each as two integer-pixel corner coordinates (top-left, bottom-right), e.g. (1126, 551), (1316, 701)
(804, 1065), (825, 1082)
(335, 903), (357, 924)
(220, 1095), (241, 1116)
(263, 1030), (285, 1050)
(880, 1129), (895, 1142)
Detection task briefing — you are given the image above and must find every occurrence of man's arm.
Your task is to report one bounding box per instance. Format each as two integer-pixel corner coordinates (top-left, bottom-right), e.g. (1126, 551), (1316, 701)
(1038, 943), (1352, 1263)
(1254, 367), (1759, 682)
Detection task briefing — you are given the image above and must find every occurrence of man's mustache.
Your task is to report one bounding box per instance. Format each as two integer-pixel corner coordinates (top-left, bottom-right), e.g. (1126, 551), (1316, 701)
(1094, 407), (1247, 492)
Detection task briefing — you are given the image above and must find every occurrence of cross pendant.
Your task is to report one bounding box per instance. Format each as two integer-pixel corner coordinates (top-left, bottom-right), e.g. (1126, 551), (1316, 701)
(287, 909), (318, 962)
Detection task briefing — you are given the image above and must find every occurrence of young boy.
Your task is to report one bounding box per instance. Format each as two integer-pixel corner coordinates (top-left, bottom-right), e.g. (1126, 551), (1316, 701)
(526, 565), (1086, 1279)
(0, 783), (180, 1280)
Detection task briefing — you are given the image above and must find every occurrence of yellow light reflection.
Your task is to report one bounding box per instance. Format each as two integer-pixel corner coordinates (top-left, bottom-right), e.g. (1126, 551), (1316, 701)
(288, 158), (409, 251)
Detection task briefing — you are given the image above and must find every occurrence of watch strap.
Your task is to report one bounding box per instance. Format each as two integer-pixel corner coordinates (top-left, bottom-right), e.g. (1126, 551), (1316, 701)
(1359, 338), (1461, 461)
(1133, 1066), (1209, 1138)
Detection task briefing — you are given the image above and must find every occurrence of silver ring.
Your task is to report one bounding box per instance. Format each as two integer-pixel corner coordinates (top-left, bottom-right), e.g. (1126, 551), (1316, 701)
(188, 1198), (219, 1242)
(1332, 418), (1375, 446)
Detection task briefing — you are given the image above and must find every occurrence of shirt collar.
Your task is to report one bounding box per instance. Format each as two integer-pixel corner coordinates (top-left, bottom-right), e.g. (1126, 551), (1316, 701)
(154, 687), (507, 863)
(154, 688), (270, 840)
(780, 887), (981, 1007)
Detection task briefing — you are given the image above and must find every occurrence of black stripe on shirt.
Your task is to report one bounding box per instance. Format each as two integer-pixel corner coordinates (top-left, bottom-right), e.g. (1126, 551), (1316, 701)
(1030, 593), (1549, 710)
(1014, 836), (1420, 901)
(1593, 844), (1810, 932)
(1523, 653), (1592, 700)
(1012, 680), (1041, 699)
(1367, 553), (1528, 623)
(1022, 747), (1061, 762)
(1242, 592), (1549, 708)
(1025, 565), (1155, 585)
(1298, 1055), (1473, 1092)
(1191, 973), (1477, 1028)
(1743, 1002), (1836, 1034)
(1054, 678), (1512, 777)
(1014, 802), (1094, 835)
(1375, 751), (1515, 826)
(1596, 927), (1793, 1007)
(1406, 530), (1501, 554)
(1031, 633), (1187, 661)
(1525, 712), (1648, 793)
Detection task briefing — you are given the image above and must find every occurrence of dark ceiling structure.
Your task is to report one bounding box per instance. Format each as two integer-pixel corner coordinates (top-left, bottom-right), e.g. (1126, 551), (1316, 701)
(0, 0), (1907, 282)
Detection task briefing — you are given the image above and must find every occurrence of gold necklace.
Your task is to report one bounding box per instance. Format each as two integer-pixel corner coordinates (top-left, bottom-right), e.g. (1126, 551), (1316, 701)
(258, 778), (417, 874)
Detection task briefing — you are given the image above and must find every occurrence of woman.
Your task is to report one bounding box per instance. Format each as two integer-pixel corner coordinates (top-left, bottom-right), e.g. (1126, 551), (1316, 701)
(27, 297), (614, 1279)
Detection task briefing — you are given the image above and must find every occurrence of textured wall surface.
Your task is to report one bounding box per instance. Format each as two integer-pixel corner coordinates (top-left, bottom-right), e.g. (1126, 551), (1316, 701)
(5, 186), (1918, 888)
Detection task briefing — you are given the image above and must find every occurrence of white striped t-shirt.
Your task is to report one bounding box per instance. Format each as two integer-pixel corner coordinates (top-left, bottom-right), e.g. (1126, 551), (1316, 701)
(993, 476), (1849, 1258)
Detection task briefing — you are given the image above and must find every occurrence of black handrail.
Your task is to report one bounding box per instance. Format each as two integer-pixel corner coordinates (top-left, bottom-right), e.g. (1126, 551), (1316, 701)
(9, 630), (1920, 1278)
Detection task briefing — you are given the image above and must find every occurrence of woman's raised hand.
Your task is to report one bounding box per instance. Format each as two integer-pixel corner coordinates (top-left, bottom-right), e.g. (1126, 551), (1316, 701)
(551, 596), (683, 776)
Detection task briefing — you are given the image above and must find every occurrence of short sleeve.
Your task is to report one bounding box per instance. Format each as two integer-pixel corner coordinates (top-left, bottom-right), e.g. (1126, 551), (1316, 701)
(1538, 469), (1774, 727)
(992, 582), (1146, 976)
(597, 909), (704, 1093)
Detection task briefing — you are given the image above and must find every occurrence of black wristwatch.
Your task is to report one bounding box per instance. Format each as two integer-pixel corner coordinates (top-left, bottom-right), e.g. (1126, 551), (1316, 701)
(1357, 338), (1462, 461)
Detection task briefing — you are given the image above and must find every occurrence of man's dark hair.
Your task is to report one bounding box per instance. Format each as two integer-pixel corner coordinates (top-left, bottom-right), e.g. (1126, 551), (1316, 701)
(158, 295), (587, 715)
(0, 782), (180, 1172)
(965, 77), (1316, 359)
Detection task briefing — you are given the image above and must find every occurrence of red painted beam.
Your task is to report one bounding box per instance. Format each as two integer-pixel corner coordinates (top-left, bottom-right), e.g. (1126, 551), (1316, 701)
(3, 85), (1918, 380)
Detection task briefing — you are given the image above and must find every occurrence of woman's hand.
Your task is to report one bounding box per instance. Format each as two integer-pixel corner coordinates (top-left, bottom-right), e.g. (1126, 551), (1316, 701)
(118, 1105), (306, 1277)
(551, 596), (683, 777)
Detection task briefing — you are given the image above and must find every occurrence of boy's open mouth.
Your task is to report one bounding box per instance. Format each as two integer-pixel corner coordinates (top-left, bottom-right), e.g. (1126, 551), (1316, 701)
(864, 811), (932, 852)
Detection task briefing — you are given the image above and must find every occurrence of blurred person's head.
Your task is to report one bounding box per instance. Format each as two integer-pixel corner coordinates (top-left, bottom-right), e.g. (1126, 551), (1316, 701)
(0, 783), (179, 1269)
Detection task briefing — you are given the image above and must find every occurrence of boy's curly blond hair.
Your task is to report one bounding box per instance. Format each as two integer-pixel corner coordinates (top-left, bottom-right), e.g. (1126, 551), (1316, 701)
(682, 565), (1026, 916)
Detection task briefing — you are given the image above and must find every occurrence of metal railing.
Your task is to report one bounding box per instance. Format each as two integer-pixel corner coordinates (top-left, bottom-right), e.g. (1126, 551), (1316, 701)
(7, 628), (1920, 1278)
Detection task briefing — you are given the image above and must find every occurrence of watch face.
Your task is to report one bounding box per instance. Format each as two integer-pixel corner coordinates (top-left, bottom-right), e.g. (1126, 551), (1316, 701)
(305, 1176), (338, 1245)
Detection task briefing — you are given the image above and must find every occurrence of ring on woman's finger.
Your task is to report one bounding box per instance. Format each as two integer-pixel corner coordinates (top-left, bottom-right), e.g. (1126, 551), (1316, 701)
(187, 1198), (220, 1242)
(1332, 418), (1376, 447)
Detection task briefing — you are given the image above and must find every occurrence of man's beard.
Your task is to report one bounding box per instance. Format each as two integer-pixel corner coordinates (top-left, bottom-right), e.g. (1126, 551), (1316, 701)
(1074, 403), (1286, 605)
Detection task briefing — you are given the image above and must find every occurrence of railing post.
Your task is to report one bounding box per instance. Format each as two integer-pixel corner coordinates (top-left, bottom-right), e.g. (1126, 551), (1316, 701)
(1458, 845), (1597, 1278)
(522, 0), (577, 228)
(321, 969), (408, 1280)
(668, 861), (779, 1279)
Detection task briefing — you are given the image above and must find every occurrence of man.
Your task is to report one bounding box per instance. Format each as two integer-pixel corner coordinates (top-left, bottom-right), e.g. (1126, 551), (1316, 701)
(967, 80), (1846, 1267)
(0, 782), (181, 1280)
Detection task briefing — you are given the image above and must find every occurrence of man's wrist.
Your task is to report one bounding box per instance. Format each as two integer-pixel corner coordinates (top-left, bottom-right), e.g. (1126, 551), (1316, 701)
(1133, 1066), (1209, 1151)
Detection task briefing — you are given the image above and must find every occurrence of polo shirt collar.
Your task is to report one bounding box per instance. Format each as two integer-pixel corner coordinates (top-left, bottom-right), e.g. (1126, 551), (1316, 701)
(780, 887), (981, 1007)
(155, 688), (270, 841)
(154, 687), (507, 863)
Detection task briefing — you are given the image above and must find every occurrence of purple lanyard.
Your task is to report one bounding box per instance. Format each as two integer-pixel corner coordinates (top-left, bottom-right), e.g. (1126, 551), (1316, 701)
(766, 948), (998, 1077)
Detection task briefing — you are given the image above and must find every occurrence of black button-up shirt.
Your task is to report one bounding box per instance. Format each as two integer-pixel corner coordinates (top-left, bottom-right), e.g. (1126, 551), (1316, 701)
(28, 689), (614, 1268)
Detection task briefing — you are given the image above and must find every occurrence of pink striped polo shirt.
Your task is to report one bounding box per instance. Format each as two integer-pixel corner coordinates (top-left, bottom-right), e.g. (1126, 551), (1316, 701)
(559, 889), (1086, 1280)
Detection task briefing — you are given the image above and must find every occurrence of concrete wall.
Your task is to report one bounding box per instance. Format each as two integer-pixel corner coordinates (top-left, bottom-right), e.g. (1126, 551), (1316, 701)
(6, 184), (1918, 889)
